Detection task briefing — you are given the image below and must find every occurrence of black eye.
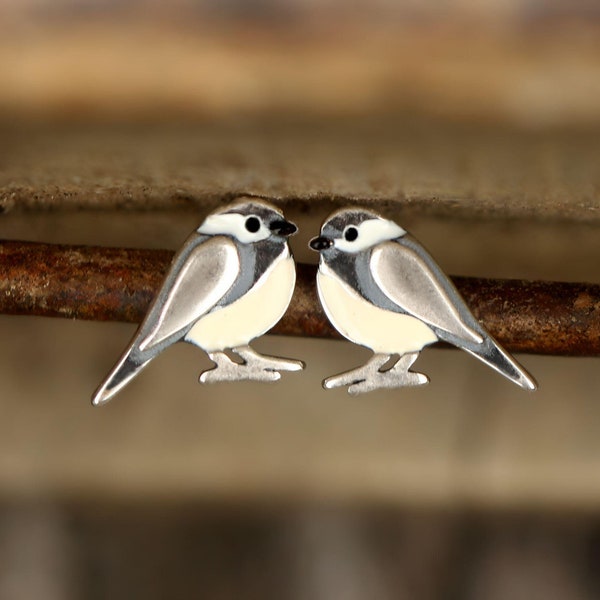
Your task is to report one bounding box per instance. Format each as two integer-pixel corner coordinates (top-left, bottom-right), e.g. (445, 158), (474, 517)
(245, 217), (261, 233)
(344, 227), (358, 242)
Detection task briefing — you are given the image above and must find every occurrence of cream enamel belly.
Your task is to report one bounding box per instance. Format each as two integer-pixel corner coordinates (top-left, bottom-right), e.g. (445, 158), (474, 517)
(317, 267), (438, 355)
(186, 254), (295, 352)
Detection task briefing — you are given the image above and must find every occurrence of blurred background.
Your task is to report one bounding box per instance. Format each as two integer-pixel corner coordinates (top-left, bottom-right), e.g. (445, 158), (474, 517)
(0, 0), (599, 598)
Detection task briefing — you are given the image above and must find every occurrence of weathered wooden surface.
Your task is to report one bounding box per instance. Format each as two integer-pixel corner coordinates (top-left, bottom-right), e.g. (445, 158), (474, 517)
(2, 504), (599, 600)
(0, 2), (598, 516)
(0, 315), (598, 509)
(0, 19), (599, 126)
(0, 219), (597, 510)
(1, 119), (599, 220)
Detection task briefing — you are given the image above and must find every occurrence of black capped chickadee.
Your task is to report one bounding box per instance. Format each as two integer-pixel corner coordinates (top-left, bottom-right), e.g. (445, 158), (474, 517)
(93, 198), (303, 405)
(310, 208), (537, 395)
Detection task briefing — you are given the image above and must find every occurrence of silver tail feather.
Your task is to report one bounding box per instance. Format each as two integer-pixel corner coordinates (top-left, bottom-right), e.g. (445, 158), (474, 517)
(92, 352), (151, 406)
(464, 337), (537, 391)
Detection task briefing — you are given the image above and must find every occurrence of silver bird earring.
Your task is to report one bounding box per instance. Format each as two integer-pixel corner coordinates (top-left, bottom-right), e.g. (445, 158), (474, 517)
(309, 208), (537, 395)
(92, 199), (304, 405)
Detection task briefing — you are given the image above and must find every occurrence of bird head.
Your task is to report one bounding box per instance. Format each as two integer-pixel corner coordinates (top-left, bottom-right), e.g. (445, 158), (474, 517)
(309, 208), (405, 256)
(197, 199), (297, 244)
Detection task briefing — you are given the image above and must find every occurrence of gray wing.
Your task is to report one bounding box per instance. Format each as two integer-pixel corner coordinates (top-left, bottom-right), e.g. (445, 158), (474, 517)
(138, 236), (239, 352)
(370, 240), (483, 344)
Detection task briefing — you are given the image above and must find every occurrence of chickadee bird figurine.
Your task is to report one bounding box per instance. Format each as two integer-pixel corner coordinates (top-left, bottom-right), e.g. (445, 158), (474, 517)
(92, 199), (304, 405)
(309, 208), (537, 395)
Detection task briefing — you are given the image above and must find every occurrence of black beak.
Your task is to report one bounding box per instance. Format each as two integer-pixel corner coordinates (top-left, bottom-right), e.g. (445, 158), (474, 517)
(269, 219), (297, 237)
(309, 236), (333, 251)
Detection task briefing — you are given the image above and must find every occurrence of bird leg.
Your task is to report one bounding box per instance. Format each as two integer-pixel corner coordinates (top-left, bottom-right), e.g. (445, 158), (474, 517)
(233, 345), (305, 374)
(324, 352), (429, 395)
(199, 346), (303, 384)
(199, 351), (259, 383)
(386, 352), (429, 385)
(323, 353), (391, 392)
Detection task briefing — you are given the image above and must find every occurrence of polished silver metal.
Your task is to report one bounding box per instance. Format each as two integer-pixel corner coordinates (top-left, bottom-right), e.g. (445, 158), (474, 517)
(371, 243), (483, 344)
(310, 208), (537, 394)
(324, 352), (428, 395)
(200, 346), (303, 384)
(139, 237), (239, 352)
(92, 198), (304, 405)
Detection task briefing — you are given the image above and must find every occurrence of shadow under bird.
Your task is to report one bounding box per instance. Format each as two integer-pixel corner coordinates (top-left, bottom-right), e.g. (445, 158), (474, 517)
(309, 208), (537, 395)
(92, 199), (304, 405)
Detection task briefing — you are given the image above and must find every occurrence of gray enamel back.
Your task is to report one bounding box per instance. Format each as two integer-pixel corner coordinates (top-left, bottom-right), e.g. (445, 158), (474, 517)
(139, 236), (239, 352)
(323, 235), (488, 349)
(371, 241), (482, 344)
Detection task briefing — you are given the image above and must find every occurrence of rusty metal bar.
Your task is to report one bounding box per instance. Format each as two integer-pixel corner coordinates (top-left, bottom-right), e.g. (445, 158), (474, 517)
(0, 239), (599, 356)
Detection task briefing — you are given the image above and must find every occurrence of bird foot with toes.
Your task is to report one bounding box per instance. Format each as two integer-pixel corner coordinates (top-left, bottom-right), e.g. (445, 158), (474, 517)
(323, 352), (429, 395)
(200, 346), (304, 384)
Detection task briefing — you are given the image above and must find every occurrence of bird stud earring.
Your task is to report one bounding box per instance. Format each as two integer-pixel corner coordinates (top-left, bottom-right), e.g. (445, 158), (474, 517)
(309, 208), (537, 395)
(92, 199), (304, 405)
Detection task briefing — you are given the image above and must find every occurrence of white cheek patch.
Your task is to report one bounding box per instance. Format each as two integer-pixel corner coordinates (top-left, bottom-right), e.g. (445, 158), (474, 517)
(198, 213), (270, 244)
(334, 219), (405, 253)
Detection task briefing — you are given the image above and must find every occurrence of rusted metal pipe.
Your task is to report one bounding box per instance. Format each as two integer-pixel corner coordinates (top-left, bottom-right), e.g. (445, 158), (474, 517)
(0, 240), (599, 356)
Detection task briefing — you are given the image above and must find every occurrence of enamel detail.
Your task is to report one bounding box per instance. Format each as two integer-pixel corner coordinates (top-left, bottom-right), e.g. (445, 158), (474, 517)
(317, 263), (437, 355)
(186, 251), (295, 352)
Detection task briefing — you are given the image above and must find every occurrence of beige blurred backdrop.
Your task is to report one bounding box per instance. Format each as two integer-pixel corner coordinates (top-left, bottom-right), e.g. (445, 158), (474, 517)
(0, 1), (600, 598)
